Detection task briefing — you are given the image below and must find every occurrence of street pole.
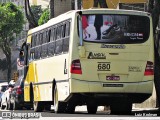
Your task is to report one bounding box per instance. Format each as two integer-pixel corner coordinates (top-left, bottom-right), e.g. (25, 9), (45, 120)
(75, 0), (78, 10)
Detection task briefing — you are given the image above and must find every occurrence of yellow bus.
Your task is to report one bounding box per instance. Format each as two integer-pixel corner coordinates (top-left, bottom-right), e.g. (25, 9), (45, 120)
(22, 9), (154, 114)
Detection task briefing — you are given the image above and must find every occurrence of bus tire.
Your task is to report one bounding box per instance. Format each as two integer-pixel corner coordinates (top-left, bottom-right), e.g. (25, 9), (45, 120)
(54, 85), (66, 113)
(44, 105), (51, 111)
(87, 102), (98, 114)
(33, 101), (44, 112)
(66, 104), (75, 114)
(110, 102), (132, 115)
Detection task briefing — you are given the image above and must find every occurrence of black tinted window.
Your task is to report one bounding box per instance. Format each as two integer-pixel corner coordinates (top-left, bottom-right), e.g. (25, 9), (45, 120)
(0, 85), (7, 92)
(29, 20), (70, 61)
(82, 14), (150, 44)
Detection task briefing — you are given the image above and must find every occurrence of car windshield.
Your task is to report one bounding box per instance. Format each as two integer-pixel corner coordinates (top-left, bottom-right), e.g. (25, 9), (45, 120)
(81, 14), (150, 44)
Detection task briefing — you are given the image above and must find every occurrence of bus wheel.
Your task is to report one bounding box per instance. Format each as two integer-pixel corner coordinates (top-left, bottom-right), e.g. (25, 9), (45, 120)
(66, 104), (75, 114)
(44, 105), (51, 111)
(54, 86), (66, 113)
(87, 102), (98, 114)
(33, 101), (44, 112)
(110, 102), (132, 115)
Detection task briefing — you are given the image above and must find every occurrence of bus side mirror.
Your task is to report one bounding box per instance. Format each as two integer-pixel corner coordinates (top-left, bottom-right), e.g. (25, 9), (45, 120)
(78, 46), (86, 58)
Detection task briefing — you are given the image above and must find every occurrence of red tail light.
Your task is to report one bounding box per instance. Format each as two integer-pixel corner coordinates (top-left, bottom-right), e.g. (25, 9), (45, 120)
(144, 61), (154, 76)
(70, 59), (82, 74)
(16, 86), (22, 94)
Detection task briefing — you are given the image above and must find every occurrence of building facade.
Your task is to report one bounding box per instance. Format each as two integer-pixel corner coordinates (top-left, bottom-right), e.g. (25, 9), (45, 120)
(30, 0), (72, 17)
(29, 0), (49, 8)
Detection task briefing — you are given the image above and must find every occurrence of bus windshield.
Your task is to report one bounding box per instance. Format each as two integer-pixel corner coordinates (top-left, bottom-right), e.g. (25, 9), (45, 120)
(81, 14), (150, 44)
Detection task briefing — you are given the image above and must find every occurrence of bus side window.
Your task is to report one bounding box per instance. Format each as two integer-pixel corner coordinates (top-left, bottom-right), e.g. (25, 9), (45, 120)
(38, 33), (42, 59)
(34, 35), (37, 59)
(65, 21), (70, 36)
(46, 29), (51, 56)
(40, 32), (44, 58)
(39, 33), (43, 45)
(63, 21), (70, 53)
(59, 25), (63, 39)
(47, 29), (51, 42)
(56, 26), (59, 40)
(48, 27), (56, 56)
(41, 30), (48, 58)
(61, 24), (65, 38)
(43, 30), (47, 44)
(31, 35), (35, 48)
(35, 33), (40, 59)
(33, 34), (37, 47)
(30, 35), (35, 61)
(36, 34), (39, 46)
(55, 25), (63, 54)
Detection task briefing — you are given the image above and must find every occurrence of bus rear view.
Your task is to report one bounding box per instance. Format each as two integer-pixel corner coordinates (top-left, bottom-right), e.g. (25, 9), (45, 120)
(69, 9), (154, 114)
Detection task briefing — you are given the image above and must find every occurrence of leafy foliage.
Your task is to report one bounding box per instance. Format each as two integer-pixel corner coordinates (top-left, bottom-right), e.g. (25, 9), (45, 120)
(31, 5), (43, 25)
(0, 2), (24, 82)
(0, 3), (24, 42)
(25, 0), (38, 28)
(38, 8), (50, 25)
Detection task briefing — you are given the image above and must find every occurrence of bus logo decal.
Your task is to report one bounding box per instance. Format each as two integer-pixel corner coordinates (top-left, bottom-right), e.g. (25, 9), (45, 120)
(88, 52), (106, 59)
(101, 44), (126, 49)
(97, 62), (110, 71)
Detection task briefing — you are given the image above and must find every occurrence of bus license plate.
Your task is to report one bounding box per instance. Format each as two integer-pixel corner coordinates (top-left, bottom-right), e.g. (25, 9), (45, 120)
(106, 76), (120, 81)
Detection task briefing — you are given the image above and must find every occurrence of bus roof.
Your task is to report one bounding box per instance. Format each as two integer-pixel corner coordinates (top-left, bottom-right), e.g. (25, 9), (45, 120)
(27, 9), (150, 36)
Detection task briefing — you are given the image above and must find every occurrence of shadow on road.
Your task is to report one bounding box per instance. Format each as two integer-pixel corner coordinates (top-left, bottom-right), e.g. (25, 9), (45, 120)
(47, 108), (160, 116)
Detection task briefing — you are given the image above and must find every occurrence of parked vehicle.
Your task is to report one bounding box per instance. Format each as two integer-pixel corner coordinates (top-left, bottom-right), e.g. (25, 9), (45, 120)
(1, 81), (15, 110)
(0, 85), (8, 105)
(10, 76), (32, 110)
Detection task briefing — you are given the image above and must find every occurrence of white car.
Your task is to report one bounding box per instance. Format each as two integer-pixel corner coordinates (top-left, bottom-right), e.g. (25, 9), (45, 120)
(1, 81), (15, 110)
(0, 85), (8, 105)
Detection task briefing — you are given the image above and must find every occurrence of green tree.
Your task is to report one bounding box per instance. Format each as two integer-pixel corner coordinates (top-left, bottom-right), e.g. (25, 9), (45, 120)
(31, 5), (43, 25)
(38, 8), (50, 25)
(25, 0), (38, 28)
(0, 3), (24, 83)
(25, 0), (52, 28)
